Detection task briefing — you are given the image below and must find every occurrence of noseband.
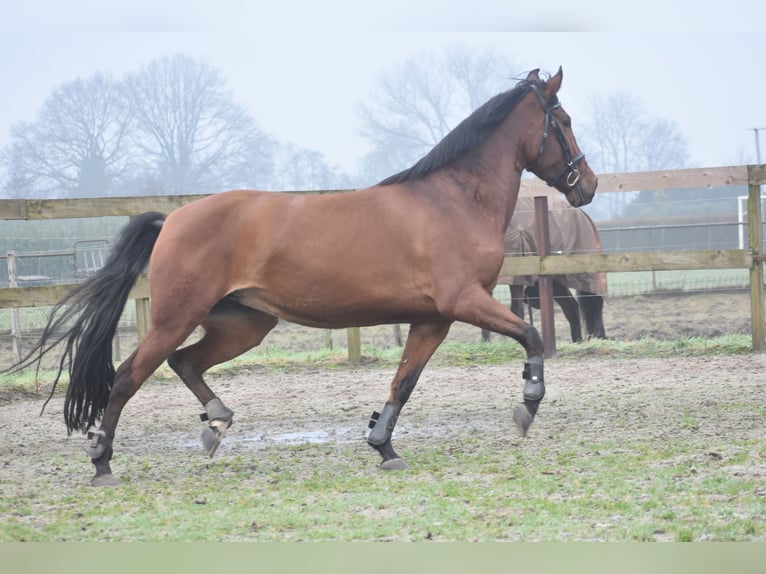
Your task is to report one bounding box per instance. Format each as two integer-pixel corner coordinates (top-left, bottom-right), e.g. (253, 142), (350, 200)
(530, 84), (587, 204)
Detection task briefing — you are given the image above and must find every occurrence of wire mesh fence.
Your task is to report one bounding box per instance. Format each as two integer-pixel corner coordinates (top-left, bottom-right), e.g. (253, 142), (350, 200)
(1, 274), (758, 372)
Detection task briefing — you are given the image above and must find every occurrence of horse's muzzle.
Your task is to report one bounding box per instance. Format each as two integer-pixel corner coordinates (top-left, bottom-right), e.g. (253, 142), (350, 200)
(568, 177), (597, 207)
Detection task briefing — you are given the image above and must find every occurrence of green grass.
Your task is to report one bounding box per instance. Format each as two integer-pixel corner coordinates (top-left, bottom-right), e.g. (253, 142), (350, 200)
(176, 333), (755, 378)
(0, 334), (754, 393)
(2, 435), (763, 542)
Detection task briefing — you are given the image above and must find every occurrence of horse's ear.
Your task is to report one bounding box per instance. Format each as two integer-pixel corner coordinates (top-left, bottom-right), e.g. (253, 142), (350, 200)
(542, 66), (563, 99)
(526, 69), (541, 82)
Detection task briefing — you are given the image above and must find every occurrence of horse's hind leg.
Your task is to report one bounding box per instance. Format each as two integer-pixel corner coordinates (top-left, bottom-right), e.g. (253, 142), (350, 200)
(89, 323), (199, 486)
(552, 281), (583, 342)
(579, 290), (606, 339)
(519, 281), (582, 341)
(167, 300), (278, 457)
(510, 284), (526, 320)
(367, 320), (451, 470)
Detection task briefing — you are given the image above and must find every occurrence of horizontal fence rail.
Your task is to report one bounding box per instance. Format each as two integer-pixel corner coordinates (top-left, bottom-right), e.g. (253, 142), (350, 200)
(0, 249), (753, 307)
(2, 165), (765, 360)
(3, 165), (764, 221)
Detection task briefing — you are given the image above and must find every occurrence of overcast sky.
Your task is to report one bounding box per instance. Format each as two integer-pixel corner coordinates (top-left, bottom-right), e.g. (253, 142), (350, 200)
(1, 0), (764, 174)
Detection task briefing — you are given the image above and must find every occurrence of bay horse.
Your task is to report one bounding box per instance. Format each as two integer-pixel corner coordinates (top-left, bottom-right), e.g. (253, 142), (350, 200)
(14, 68), (597, 486)
(482, 195), (607, 343)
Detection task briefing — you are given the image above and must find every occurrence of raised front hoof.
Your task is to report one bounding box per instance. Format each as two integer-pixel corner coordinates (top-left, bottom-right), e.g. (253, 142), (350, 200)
(201, 426), (224, 458)
(90, 473), (121, 487)
(379, 458), (408, 471)
(512, 403), (534, 437)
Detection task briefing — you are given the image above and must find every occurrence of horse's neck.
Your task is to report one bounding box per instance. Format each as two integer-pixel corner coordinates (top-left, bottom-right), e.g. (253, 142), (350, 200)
(490, 105), (549, 231)
(460, 121), (529, 232)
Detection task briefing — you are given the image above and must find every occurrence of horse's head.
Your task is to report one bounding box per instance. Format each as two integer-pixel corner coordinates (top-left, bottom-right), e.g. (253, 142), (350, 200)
(524, 67), (598, 207)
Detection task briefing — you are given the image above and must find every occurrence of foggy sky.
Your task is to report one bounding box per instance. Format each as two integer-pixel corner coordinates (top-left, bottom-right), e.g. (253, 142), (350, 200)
(1, 0), (764, 173)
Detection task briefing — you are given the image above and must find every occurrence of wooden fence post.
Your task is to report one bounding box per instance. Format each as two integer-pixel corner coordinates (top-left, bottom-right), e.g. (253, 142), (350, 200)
(135, 295), (150, 343)
(128, 216), (151, 344)
(747, 167), (765, 351)
(112, 332), (121, 364)
(347, 327), (361, 363)
(392, 324), (403, 346)
(533, 196), (556, 358)
(6, 250), (21, 364)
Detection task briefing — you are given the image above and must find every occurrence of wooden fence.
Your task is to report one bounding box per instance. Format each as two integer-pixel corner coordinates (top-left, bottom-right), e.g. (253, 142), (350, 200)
(2, 164), (765, 361)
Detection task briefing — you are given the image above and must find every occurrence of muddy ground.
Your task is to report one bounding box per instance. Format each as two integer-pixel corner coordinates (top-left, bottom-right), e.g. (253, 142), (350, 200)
(1, 353), (766, 485)
(0, 289), (763, 493)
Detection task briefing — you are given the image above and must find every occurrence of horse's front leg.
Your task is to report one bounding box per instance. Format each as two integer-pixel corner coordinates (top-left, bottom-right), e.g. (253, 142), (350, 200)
(511, 354), (545, 437)
(367, 321), (452, 470)
(449, 286), (546, 437)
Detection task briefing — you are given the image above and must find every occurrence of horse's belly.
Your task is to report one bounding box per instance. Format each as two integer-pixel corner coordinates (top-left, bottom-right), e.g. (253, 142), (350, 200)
(229, 287), (440, 329)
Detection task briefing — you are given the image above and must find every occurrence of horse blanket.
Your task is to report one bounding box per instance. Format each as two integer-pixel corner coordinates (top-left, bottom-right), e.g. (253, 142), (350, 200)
(498, 195), (607, 295)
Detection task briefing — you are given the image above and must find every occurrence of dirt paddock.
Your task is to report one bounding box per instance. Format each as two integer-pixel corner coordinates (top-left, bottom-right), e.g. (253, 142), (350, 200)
(1, 351), (764, 490)
(0, 289), (764, 503)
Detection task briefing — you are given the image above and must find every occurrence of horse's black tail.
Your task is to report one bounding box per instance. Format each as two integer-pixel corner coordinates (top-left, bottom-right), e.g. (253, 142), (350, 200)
(578, 290), (606, 339)
(9, 212), (166, 434)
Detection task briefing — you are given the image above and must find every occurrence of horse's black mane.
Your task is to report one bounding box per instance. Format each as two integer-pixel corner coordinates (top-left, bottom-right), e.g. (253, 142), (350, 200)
(378, 76), (541, 186)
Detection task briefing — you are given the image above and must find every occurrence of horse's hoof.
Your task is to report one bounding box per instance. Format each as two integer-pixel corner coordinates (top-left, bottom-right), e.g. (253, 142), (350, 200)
(380, 458), (408, 471)
(90, 474), (121, 487)
(513, 403), (534, 437)
(201, 426), (223, 458)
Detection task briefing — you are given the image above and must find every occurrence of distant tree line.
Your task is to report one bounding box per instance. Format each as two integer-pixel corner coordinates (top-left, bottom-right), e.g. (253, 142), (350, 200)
(0, 47), (693, 220)
(354, 46), (691, 220)
(0, 54), (356, 199)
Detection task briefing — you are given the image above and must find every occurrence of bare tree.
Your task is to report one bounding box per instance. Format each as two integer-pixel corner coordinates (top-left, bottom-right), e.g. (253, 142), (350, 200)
(0, 149), (9, 197)
(3, 73), (133, 198)
(639, 118), (688, 171)
(581, 92), (689, 218)
(124, 54), (275, 194)
(356, 45), (520, 183)
(269, 143), (354, 191)
(583, 92), (688, 173)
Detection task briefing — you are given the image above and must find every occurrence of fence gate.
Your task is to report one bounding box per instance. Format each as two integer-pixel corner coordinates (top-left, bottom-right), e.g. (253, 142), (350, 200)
(73, 240), (110, 278)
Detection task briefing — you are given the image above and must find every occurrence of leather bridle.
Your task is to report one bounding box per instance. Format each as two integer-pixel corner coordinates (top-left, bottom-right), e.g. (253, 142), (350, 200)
(529, 83), (587, 205)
